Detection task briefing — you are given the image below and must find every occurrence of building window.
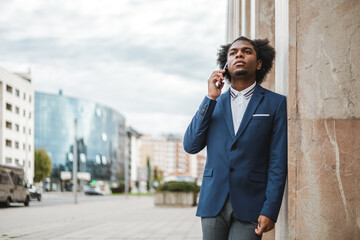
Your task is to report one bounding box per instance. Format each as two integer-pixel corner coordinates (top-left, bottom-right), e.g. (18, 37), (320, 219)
(15, 106), (20, 114)
(23, 93), (26, 100)
(6, 103), (12, 111)
(23, 143), (25, 150)
(5, 139), (12, 147)
(23, 161), (25, 167)
(29, 111), (32, 119)
(15, 89), (20, 97)
(15, 124), (19, 132)
(15, 141), (19, 149)
(28, 145), (31, 151)
(29, 95), (32, 103)
(6, 157), (12, 164)
(15, 159), (20, 165)
(29, 128), (31, 135)
(23, 109), (26, 117)
(6, 85), (12, 93)
(23, 127), (26, 134)
(28, 161), (31, 168)
(5, 121), (12, 129)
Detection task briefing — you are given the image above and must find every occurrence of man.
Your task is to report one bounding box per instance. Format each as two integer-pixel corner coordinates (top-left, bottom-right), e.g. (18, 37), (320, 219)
(183, 36), (287, 240)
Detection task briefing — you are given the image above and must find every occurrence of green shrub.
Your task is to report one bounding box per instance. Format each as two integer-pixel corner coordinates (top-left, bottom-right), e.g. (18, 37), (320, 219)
(110, 181), (131, 193)
(110, 186), (124, 193)
(157, 181), (200, 193)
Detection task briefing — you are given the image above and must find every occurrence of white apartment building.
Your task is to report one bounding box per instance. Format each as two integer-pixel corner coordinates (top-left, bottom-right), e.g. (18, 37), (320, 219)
(137, 134), (206, 182)
(125, 127), (141, 192)
(0, 67), (34, 184)
(139, 135), (171, 179)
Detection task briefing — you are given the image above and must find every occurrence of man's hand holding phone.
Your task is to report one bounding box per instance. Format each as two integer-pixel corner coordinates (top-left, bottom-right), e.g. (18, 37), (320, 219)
(208, 69), (226, 100)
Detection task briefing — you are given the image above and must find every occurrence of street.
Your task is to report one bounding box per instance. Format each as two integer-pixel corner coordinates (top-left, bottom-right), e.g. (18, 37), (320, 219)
(0, 194), (201, 240)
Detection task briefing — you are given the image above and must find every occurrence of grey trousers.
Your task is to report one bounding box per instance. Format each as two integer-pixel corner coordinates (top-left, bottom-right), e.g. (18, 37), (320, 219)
(201, 196), (262, 240)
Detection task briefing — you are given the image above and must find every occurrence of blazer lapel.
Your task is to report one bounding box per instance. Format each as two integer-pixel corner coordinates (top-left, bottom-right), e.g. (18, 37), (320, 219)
(219, 89), (235, 139)
(234, 84), (264, 141)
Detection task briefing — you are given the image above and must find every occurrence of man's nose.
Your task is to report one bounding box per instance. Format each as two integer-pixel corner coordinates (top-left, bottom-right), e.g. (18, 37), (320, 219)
(235, 51), (244, 58)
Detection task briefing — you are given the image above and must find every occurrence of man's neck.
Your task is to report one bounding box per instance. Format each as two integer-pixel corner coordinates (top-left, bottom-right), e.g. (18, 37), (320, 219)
(231, 78), (256, 92)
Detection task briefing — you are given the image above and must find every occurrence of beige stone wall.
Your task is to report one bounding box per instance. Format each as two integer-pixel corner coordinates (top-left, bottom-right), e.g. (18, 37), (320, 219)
(296, 0), (360, 119)
(258, 0), (275, 92)
(289, 119), (360, 239)
(288, 0), (360, 239)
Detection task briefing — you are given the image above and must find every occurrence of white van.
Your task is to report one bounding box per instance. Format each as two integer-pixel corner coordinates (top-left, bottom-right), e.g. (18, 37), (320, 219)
(0, 164), (30, 207)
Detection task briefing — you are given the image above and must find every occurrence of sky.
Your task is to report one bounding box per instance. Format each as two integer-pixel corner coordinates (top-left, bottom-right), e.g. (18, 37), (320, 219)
(0, 0), (227, 136)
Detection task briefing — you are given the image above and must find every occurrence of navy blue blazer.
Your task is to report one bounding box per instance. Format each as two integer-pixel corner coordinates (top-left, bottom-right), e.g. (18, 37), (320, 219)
(183, 84), (287, 222)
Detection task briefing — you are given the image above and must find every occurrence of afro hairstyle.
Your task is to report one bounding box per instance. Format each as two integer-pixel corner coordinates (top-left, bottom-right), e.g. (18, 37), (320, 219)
(217, 36), (275, 84)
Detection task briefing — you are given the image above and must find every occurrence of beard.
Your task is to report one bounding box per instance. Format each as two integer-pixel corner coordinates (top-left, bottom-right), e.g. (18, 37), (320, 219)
(234, 70), (248, 76)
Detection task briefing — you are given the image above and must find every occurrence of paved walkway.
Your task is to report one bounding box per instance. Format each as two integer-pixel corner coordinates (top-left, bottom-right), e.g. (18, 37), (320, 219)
(0, 196), (202, 240)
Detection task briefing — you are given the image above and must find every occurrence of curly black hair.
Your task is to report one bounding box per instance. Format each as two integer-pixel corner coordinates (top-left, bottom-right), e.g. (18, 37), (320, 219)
(217, 36), (275, 84)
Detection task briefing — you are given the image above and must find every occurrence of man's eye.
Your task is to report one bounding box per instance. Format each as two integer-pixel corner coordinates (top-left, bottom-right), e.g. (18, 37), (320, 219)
(229, 52), (235, 55)
(245, 50), (252, 54)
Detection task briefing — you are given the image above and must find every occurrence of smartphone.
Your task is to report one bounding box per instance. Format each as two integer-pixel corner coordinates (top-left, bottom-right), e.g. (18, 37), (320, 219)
(215, 63), (228, 88)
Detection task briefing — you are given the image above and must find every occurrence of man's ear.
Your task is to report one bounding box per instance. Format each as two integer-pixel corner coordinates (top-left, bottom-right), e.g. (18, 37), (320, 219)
(257, 59), (262, 70)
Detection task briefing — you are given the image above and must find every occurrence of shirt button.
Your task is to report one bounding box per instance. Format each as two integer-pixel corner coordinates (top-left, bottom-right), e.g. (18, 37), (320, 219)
(231, 145), (236, 151)
(229, 168), (234, 172)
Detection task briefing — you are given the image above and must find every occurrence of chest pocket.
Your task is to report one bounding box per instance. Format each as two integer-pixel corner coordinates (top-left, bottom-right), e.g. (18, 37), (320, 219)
(244, 115), (272, 141)
(252, 115), (270, 120)
(249, 115), (272, 131)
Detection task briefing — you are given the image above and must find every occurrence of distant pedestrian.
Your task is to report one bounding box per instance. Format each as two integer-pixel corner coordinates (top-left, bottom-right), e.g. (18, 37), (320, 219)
(184, 36), (287, 240)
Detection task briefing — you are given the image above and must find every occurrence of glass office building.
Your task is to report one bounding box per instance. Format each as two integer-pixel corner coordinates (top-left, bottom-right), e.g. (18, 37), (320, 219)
(35, 91), (126, 191)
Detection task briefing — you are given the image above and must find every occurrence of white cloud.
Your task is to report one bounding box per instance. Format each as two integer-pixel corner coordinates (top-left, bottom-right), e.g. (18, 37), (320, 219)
(0, 0), (227, 135)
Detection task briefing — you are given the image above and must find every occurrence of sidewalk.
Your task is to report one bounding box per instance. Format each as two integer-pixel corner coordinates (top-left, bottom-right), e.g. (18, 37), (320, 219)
(41, 191), (86, 199)
(0, 195), (202, 240)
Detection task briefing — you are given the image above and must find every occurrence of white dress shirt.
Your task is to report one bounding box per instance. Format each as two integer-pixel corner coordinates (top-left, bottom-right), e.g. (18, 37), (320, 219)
(230, 82), (256, 134)
(206, 82), (256, 134)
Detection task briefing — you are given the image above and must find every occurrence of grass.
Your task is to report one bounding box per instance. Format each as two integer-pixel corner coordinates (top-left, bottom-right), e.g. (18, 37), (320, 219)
(110, 192), (154, 196)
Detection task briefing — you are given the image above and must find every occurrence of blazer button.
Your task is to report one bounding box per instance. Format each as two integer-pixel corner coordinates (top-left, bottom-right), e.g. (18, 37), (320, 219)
(231, 145), (236, 151)
(229, 168), (234, 172)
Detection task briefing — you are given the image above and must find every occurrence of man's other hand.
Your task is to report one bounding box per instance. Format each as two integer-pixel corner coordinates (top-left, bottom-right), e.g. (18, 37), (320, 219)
(254, 215), (275, 235)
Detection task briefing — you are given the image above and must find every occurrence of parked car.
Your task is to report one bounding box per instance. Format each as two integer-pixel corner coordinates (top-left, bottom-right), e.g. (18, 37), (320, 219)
(0, 164), (30, 207)
(28, 185), (42, 201)
(84, 187), (103, 196)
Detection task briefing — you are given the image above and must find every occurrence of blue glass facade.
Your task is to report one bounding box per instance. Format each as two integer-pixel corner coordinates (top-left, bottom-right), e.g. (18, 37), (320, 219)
(35, 92), (126, 185)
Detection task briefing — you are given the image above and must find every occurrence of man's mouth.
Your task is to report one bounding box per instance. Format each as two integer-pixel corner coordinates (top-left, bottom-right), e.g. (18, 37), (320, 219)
(234, 60), (245, 66)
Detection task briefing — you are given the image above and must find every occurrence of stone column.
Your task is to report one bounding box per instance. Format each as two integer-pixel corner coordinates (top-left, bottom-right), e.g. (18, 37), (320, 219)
(287, 0), (360, 239)
(258, 0), (276, 91)
(227, 0), (241, 42)
(274, 0), (289, 239)
(240, 0), (252, 37)
(229, 0), (276, 91)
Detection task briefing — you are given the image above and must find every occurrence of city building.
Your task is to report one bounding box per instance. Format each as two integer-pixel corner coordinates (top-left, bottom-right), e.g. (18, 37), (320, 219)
(35, 91), (126, 192)
(125, 127), (141, 193)
(0, 66), (34, 184)
(136, 134), (206, 189)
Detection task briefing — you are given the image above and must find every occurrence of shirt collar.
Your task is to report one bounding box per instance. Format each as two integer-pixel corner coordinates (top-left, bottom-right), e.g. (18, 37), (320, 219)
(230, 82), (256, 99)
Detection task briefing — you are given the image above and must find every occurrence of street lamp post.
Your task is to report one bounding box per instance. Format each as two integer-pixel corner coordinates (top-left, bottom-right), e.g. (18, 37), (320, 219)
(73, 119), (78, 204)
(125, 157), (129, 198)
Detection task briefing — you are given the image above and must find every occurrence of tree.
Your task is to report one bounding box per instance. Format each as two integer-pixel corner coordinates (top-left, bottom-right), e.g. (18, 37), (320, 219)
(146, 157), (151, 191)
(153, 166), (163, 182)
(34, 148), (52, 183)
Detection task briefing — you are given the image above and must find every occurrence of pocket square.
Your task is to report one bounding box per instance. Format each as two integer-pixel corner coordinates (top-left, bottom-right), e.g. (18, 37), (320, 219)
(253, 114), (270, 116)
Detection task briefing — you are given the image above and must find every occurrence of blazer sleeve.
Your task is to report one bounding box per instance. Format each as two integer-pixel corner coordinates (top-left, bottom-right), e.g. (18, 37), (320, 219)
(183, 96), (217, 154)
(260, 96), (288, 222)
